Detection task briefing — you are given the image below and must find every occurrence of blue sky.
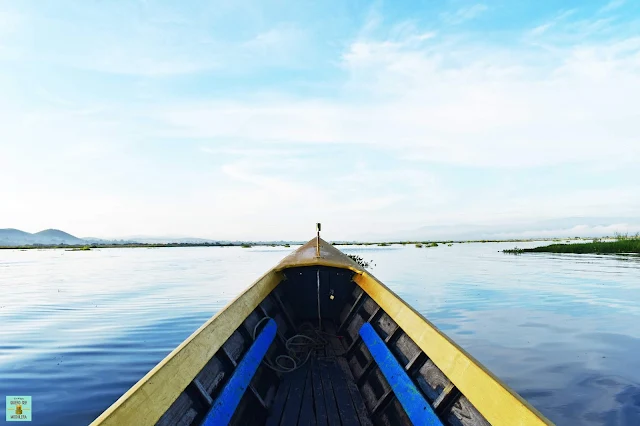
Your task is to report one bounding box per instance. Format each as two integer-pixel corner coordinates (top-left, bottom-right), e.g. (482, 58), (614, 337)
(1, 0), (639, 240)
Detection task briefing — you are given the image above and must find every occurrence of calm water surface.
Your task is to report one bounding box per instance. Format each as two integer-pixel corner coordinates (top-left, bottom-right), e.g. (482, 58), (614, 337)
(1, 243), (639, 425)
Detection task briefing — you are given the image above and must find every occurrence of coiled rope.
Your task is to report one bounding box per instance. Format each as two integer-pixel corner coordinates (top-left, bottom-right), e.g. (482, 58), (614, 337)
(252, 316), (333, 373)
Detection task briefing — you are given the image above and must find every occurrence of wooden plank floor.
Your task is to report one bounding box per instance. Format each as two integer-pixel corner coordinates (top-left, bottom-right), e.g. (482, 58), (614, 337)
(265, 323), (373, 426)
(266, 356), (373, 426)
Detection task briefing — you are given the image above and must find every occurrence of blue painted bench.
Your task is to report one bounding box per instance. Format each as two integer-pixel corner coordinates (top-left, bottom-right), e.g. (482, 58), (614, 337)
(359, 322), (443, 426)
(202, 318), (277, 426)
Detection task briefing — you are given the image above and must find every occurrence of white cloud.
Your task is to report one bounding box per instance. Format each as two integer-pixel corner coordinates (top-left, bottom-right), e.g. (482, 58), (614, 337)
(528, 9), (577, 36)
(1, 6), (308, 77)
(440, 4), (488, 25)
(151, 26), (640, 169)
(600, 0), (625, 13)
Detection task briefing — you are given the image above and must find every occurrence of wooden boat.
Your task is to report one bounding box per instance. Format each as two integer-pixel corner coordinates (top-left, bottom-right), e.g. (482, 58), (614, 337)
(92, 234), (552, 426)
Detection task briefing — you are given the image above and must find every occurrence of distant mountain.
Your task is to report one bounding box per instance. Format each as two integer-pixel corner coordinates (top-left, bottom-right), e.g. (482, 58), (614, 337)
(0, 228), (86, 246)
(33, 229), (85, 244)
(0, 228), (36, 245)
(361, 216), (640, 241)
(118, 236), (220, 244)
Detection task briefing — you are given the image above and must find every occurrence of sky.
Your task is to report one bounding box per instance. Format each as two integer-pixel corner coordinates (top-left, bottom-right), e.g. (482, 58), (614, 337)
(1, 0), (639, 241)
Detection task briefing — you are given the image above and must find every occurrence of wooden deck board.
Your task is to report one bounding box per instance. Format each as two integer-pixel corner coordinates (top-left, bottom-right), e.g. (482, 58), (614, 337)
(280, 365), (309, 425)
(319, 359), (342, 425)
(270, 354), (372, 426)
(311, 358), (328, 426)
(338, 358), (374, 426)
(298, 367), (316, 426)
(327, 360), (360, 425)
(265, 375), (292, 426)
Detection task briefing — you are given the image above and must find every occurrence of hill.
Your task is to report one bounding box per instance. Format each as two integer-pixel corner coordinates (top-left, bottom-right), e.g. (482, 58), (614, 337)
(0, 228), (36, 245)
(33, 229), (85, 244)
(0, 228), (86, 246)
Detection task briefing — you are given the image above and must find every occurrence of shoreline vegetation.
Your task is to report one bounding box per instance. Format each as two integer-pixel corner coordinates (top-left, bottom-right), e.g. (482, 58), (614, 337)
(504, 233), (640, 255)
(347, 254), (373, 269)
(0, 236), (617, 250)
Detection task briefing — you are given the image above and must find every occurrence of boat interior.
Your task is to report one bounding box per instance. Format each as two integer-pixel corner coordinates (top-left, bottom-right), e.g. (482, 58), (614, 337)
(157, 265), (489, 426)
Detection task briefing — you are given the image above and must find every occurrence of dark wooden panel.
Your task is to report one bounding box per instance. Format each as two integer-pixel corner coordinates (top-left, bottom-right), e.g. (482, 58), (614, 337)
(373, 312), (397, 341)
(222, 330), (246, 364)
(280, 365), (309, 425)
(446, 395), (490, 426)
(243, 310), (264, 338)
(311, 358), (328, 426)
(265, 377), (292, 426)
(361, 298), (379, 318)
(376, 398), (412, 426)
(264, 308), (290, 341)
(319, 359), (342, 426)
(349, 344), (372, 380)
(414, 359), (451, 402)
(188, 379), (213, 408)
(229, 391), (264, 426)
(339, 288), (365, 331)
(195, 356), (227, 396)
(433, 383), (460, 415)
(280, 266), (356, 323)
(156, 392), (198, 426)
(360, 368), (391, 413)
(337, 358), (373, 426)
(273, 291), (298, 333)
(328, 360), (360, 426)
(345, 313), (365, 347)
(298, 367), (316, 426)
(324, 321), (345, 357)
(390, 332), (420, 368)
(248, 364), (271, 408)
(260, 294), (278, 313)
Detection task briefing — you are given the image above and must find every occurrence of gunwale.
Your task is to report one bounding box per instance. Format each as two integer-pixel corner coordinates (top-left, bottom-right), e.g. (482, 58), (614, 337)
(92, 238), (551, 426)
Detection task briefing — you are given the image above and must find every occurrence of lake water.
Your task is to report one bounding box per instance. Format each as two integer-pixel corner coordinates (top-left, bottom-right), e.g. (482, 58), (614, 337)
(1, 243), (639, 425)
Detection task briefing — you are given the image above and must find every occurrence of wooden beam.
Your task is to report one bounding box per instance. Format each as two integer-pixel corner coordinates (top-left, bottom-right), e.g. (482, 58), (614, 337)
(405, 352), (428, 375)
(272, 292), (298, 334)
(384, 325), (402, 344)
(433, 384), (461, 417)
(346, 307), (381, 357)
(371, 389), (394, 416)
(191, 379), (213, 406)
(337, 291), (366, 333)
(257, 304), (288, 347)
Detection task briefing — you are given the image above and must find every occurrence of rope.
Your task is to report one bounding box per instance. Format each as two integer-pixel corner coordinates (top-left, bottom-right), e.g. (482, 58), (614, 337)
(252, 317), (329, 373)
(250, 269), (343, 374)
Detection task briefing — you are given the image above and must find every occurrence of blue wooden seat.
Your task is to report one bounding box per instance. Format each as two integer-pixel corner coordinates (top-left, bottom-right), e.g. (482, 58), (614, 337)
(359, 322), (443, 426)
(202, 319), (277, 426)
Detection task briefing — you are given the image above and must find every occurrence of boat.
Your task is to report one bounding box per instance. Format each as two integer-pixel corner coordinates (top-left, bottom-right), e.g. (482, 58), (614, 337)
(91, 228), (552, 426)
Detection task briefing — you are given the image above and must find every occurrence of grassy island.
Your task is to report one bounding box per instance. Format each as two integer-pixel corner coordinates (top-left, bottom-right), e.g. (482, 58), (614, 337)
(68, 245), (92, 251)
(504, 234), (640, 255)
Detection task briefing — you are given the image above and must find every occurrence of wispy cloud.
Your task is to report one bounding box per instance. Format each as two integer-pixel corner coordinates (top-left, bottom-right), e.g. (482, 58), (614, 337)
(153, 17), (640, 169)
(528, 9), (577, 36)
(600, 0), (625, 13)
(440, 4), (488, 25)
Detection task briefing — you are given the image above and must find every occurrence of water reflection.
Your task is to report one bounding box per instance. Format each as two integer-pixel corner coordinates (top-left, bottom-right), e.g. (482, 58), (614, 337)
(1, 243), (639, 425)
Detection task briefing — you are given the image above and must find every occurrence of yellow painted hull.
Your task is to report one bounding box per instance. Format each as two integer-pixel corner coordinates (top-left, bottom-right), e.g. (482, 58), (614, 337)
(92, 238), (552, 426)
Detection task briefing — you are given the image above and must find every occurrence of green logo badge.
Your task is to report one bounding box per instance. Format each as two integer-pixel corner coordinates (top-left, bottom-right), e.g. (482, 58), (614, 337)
(6, 396), (32, 422)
